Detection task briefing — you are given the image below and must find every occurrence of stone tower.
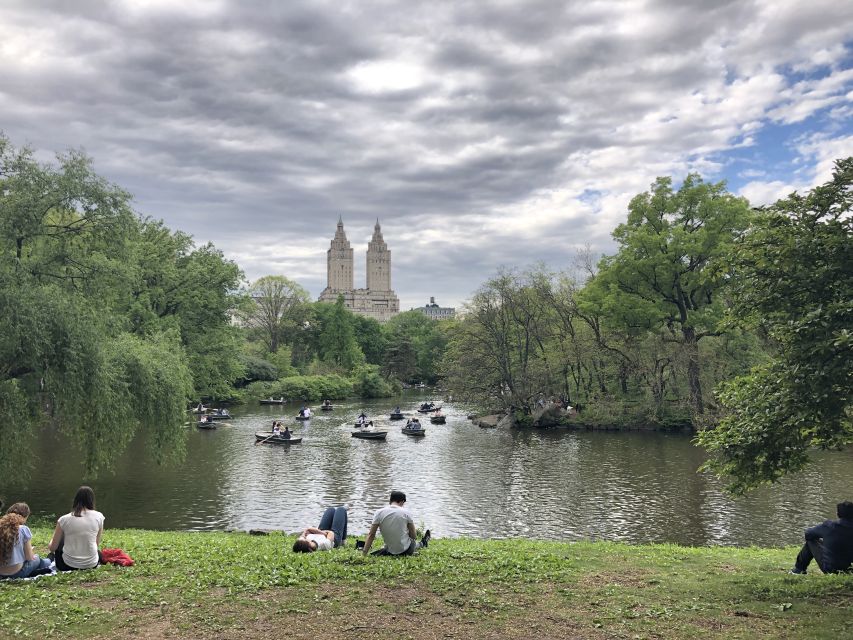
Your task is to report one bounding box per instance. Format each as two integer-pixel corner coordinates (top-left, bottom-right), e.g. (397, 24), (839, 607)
(326, 217), (353, 293)
(318, 219), (399, 323)
(366, 219), (391, 292)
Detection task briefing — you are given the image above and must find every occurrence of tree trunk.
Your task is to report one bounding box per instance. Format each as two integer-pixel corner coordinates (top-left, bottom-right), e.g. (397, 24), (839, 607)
(682, 327), (703, 415)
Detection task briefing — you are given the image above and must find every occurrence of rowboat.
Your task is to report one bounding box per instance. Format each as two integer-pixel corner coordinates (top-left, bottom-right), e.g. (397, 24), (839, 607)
(259, 399), (286, 405)
(196, 421), (217, 429)
(321, 405), (334, 411)
(207, 412), (231, 420)
(389, 412), (405, 420)
(255, 432), (302, 444)
(417, 405), (441, 413)
(402, 427), (426, 436)
(351, 430), (387, 440)
(295, 415), (312, 421)
(430, 415), (446, 424)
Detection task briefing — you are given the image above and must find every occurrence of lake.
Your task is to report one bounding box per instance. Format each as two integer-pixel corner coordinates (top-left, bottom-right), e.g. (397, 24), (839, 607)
(5, 394), (851, 547)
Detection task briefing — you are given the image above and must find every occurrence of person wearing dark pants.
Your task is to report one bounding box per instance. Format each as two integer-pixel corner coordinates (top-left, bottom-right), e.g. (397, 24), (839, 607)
(292, 506), (348, 552)
(791, 501), (853, 574)
(362, 491), (430, 557)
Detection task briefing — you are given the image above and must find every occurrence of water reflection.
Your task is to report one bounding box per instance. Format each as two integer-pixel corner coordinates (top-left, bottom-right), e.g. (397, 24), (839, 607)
(4, 395), (851, 547)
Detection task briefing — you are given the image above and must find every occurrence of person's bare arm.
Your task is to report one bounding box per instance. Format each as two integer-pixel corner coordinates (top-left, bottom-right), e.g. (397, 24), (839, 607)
(407, 521), (417, 541)
(96, 526), (103, 547)
(323, 530), (335, 543)
(23, 538), (36, 561)
(303, 527), (324, 536)
(48, 523), (63, 552)
(362, 523), (379, 555)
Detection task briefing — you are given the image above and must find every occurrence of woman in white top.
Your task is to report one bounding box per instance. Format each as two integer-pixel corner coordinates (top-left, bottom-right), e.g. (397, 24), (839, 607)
(292, 507), (348, 552)
(49, 486), (105, 571)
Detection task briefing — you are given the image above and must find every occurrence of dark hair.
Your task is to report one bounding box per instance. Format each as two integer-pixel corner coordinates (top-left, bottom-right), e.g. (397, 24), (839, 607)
(838, 501), (853, 519)
(6, 502), (30, 519)
(292, 538), (313, 553)
(390, 490), (406, 504)
(73, 486), (96, 517)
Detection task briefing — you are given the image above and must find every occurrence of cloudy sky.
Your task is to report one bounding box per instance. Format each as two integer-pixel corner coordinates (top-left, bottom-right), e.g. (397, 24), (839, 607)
(1, 0), (851, 309)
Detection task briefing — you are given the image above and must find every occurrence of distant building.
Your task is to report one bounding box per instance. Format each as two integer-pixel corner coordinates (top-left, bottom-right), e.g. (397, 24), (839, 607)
(416, 297), (455, 320)
(318, 219), (400, 323)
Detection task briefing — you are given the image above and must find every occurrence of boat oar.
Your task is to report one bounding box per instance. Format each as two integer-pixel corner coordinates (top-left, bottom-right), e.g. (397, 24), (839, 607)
(255, 433), (277, 446)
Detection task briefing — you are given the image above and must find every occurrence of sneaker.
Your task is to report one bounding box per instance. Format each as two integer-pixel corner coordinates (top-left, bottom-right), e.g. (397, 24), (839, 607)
(789, 568), (806, 575)
(420, 529), (431, 548)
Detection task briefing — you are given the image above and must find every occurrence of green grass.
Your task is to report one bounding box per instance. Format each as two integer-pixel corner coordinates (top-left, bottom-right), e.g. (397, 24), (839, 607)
(0, 529), (850, 639)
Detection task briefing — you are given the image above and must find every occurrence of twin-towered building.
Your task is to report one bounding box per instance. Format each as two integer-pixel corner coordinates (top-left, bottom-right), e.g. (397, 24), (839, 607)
(318, 219), (400, 323)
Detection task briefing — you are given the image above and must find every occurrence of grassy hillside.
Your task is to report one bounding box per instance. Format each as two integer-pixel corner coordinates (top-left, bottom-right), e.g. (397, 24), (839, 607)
(0, 529), (850, 639)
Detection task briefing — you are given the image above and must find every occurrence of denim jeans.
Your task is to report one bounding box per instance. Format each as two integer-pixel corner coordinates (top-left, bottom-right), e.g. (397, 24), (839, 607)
(318, 507), (348, 548)
(0, 556), (52, 580)
(371, 539), (423, 556)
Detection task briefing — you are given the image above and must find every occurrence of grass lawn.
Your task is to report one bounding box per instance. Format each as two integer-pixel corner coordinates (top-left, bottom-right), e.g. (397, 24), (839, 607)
(0, 529), (850, 639)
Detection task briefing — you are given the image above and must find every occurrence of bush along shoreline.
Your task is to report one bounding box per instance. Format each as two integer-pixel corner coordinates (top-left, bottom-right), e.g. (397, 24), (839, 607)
(0, 529), (850, 639)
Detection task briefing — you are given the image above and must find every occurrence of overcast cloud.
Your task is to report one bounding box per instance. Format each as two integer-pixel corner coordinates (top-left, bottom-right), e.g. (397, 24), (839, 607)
(1, 0), (851, 309)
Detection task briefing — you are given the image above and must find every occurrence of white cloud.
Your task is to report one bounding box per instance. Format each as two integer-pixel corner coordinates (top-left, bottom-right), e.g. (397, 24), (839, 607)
(0, 0), (851, 308)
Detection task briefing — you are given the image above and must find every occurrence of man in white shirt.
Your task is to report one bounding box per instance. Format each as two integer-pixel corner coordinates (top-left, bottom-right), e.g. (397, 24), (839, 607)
(362, 491), (430, 556)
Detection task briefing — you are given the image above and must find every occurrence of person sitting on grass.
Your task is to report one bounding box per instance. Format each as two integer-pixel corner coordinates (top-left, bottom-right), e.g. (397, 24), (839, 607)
(0, 503), (53, 580)
(362, 491), (430, 556)
(791, 500), (853, 574)
(49, 486), (105, 572)
(292, 506), (348, 552)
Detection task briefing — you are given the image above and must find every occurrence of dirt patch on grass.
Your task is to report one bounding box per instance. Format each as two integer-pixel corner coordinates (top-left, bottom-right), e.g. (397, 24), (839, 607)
(89, 582), (613, 640)
(576, 570), (653, 589)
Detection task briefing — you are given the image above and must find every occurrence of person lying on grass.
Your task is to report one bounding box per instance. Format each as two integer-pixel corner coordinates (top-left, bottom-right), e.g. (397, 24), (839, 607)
(292, 506), (348, 552)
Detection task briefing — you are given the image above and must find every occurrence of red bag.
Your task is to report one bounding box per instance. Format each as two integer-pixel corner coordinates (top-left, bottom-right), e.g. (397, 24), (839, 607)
(100, 548), (135, 566)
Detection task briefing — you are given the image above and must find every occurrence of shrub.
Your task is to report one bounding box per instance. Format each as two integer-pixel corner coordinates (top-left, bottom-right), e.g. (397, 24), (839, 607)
(351, 365), (395, 398)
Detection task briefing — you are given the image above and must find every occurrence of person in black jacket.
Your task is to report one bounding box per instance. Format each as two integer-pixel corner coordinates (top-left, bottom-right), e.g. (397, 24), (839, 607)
(791, 501), (853, 574)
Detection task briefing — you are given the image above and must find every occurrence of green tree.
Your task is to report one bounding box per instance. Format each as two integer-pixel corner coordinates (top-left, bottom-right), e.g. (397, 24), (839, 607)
(352, 314), (387, 365)
(579, 174), (750, 416)
(118, 221), (244, 399)
(241, 275), (310, 354)
(317, 296), (364, 371)
(441, 270), (554, 411)
(0, 134), (194, 477)
(383, 310), (448, 384)
(699, 158), (853, 492)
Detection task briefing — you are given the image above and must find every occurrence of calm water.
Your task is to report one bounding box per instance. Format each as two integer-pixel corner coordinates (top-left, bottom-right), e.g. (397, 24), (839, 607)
(5, 394), (851, 547)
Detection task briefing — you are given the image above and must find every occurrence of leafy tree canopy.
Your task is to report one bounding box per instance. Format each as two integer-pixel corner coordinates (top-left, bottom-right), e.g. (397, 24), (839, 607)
(0, 133), (236, 476)
(578, 173), (751, 415)
(699, 158), (853, 493)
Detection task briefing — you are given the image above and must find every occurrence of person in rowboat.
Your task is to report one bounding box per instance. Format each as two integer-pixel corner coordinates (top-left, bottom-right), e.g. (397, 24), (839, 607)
(272, 423), (281, 436)
(292, 506), (348, 553)
(281, 425), (292, 440)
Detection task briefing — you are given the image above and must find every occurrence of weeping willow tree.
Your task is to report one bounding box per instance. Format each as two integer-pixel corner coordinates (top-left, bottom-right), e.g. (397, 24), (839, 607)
(0, 133), (225, 478)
